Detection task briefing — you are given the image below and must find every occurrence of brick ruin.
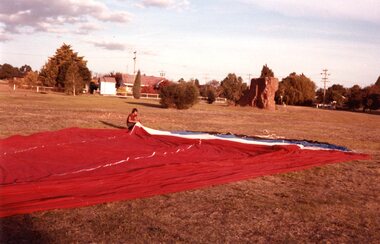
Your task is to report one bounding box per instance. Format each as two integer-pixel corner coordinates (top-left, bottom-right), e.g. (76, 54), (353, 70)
(239, 77), (279, 110)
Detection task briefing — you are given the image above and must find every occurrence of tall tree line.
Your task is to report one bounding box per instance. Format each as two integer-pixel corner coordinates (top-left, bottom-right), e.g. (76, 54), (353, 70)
(0, 63), (32, 79)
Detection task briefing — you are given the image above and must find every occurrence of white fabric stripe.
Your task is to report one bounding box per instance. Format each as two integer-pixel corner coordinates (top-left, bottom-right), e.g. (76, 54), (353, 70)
(136, 123), (341, 151)
(137, 123), (296, 147)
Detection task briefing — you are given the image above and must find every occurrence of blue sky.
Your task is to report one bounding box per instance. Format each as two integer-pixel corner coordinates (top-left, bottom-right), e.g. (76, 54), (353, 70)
(0, 0), (379, 87)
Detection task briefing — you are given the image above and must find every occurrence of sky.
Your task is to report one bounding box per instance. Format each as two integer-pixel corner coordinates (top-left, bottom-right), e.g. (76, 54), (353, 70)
(0, 0), (379, 87)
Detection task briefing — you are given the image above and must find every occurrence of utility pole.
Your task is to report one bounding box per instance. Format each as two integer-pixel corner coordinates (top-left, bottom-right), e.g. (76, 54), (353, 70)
(321, 69), (330, 105)
(204, 73), (209, 84)
(133, 51), (137, 75)
(247, 73), (253, 84)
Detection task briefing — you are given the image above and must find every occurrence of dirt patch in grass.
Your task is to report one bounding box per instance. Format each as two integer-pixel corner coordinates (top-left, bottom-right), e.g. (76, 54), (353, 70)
(1, 87), (379, 243)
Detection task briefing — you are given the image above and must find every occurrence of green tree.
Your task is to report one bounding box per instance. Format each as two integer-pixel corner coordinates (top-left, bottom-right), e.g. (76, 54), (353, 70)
(207, 80), (222, 96)
(39, 60), (59, 87)
(24, 71), (40, 87)
(199, 85), (208, 97)
(194, 78), (200, 87)
(133, 70), (141, 99)
(207, 80), (219, 87)
(346, 85), (363, 110)
(315, 88), (324, 104)
(260, 64), (274, 78)
(65, 62), (84, 95)
(178, 78), (185, 83)
(115, 72), (123, 89)
(39, 43), (91, 90)
(19, 65), (32, 76)
(325, 84), (347, 106)
(0, 63), (21, 79)
(160, 82), (199, 109)
(220, 73), (246, 105)
(362, 84), (380, 111)
(276, 73), (316, 106)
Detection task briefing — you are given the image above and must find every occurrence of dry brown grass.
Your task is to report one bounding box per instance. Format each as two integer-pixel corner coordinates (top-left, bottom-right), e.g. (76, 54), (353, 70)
(1, 85), (379, 243)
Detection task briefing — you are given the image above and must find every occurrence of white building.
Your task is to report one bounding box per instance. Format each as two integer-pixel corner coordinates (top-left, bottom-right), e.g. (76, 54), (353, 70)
(99, 77), (116, 95)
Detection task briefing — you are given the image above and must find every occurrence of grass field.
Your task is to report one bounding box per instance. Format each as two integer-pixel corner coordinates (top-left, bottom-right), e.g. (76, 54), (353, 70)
(1, 86), (379, 243)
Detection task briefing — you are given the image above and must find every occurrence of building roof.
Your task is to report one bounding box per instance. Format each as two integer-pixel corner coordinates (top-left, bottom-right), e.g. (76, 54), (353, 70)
(99, 76), (116, 83)
(122, 74), (165, 87)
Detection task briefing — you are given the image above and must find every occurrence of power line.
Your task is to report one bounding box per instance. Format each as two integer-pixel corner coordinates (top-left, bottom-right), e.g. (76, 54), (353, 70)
(321, 69), (330, 105)
(159, 70), (166, 78)
(1, 51), (131, 59)
(0, 51), (50, 57)
(133, 51), (137, 75)
(247, 73), (253, 83)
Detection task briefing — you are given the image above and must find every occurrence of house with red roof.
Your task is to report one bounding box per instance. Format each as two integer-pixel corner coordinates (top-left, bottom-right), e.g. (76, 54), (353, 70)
(98, 73), (166, 96)
(122, 74), (166, 94)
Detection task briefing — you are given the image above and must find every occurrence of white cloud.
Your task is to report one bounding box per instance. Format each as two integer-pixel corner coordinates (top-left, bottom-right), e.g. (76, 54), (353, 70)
(141, 0), (173, 8)
(88, 40), (158, 56)
(0, 31), (11, 42)
(140, 50), (159, 56)
(75, 23), (103, 35)
(244, 0), (380, 23)
(90, 40), (128, 51)
(0, 0), (132, 34)
(138, 0), (190, 10)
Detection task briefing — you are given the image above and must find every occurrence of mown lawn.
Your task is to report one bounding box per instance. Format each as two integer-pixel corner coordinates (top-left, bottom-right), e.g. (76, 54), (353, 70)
(1, 86), (379, 243)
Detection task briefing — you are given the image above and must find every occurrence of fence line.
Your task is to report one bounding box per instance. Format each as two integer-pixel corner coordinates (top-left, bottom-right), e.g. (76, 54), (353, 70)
(198, 97), (227, 103)
(11, 85), (227, 104)
(116, 92), (160, 99)
(117, 92), (227, 103)
(10, 85), (56, 92)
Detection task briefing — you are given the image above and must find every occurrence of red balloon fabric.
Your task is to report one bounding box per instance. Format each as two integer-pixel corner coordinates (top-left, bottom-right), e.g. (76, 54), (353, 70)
(0, 124), (369, 217)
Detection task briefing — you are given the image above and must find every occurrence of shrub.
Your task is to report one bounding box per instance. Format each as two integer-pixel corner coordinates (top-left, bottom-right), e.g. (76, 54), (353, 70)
(160, 82), (199, 109)
(24, 71), (40, 87)
(160, 84), (176, 108)
(207, 89), (216, 104)
(199, 84), (217, 104)
(89, 82), (99, 94)
(156, 79), (172, 91)
(116, 86), (126, 95)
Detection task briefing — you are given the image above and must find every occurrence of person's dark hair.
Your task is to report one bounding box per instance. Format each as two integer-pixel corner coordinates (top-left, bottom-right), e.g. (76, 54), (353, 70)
(132, 108), (138, 113)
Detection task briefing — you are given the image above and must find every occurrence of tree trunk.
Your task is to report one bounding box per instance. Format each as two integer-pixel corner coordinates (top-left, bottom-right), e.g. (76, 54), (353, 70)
(73, 78), (76, 96)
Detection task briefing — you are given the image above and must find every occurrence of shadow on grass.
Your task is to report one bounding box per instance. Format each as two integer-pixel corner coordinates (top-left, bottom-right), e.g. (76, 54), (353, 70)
(126, 101), (163, 109)
(322, 107), (380, 116)
(100, 120), (126, 129)
(0, 215), (49, 243)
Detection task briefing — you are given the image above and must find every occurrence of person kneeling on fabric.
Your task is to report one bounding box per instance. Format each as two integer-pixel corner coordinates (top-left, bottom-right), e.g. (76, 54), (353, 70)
(126, 108), (140, 130)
